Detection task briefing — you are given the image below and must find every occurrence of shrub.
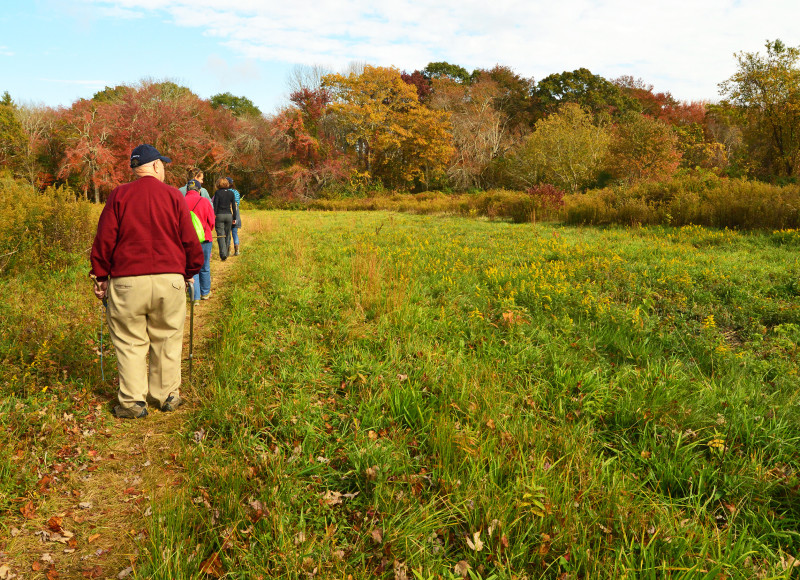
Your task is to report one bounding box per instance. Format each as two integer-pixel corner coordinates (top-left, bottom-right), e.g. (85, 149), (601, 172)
(564, 173), (800, 229)
(0, 177), (98, 276)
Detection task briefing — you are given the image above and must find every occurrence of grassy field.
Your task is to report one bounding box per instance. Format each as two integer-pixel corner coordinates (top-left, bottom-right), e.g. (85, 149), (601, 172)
(136, 211), (800, 578)
(3, 210), (800, 578)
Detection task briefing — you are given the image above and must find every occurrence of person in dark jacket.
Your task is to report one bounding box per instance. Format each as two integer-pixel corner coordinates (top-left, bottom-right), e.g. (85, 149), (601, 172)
(90, 144), (204, 419)
(184, 179), (215, 303)
(227, 176), (242, 255)
(212, 178), (238, 261)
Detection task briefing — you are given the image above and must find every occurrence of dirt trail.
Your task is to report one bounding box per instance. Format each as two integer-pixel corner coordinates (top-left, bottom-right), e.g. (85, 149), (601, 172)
(3, 250), (236, 580)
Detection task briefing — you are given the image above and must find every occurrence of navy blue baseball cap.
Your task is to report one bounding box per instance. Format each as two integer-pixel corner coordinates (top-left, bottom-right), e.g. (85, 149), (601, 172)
(187, 179), (202, 191)
(130, 144), (171, 168)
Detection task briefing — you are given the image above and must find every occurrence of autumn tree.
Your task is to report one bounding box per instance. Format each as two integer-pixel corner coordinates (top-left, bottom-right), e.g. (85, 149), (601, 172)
(57, 98), (120, 202)
(401, 70), (432, 102)
(614, 76), (724, 172)
(323, 65), (453, 190)
(718, 39), (800, 177)
(56, 80), (241, 200)
(536, 68), (636, 120)
(210, 92), (262, 118)
(269, 86), (352, 198)
(473, 65), (536, 132)
(511, 103), (610, 192)
(0, 92), (25, 174)
(606, 112), (681, 183)
(422, 62), (472, 84)
(15, 104), (58, 187)
(429, 76), (513, 189)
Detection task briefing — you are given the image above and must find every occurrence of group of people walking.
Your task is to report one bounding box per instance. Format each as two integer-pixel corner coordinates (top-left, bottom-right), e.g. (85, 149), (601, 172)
(179, 168), (242, 304)
(89, 144), (244, 419)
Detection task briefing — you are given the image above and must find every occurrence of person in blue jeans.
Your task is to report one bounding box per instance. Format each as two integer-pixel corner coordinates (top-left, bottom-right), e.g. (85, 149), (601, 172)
(227, 177), (242, 255)
(184, 180), (215, 302)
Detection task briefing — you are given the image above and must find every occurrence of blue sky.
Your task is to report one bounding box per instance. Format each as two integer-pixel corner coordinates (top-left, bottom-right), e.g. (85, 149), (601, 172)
(3, 0), (799, 115)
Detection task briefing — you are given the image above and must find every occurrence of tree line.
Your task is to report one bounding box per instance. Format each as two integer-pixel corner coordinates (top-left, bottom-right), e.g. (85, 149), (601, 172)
(1, 39), (798, 201)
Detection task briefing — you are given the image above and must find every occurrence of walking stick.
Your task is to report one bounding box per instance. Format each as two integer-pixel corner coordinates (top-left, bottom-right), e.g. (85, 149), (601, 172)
(89, 274), (108, 382)
(187, 280), (194, 384)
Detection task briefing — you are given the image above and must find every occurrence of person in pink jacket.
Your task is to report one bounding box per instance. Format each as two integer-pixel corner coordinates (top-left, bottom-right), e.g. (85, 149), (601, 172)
(184, 179), (216, 303)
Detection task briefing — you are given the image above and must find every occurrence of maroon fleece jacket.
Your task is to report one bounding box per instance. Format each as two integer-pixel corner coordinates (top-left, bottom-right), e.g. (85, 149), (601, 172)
(90, 176), (204, 281)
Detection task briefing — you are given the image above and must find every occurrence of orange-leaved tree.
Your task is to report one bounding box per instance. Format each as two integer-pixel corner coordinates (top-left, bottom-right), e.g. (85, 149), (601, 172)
(323, 65), (453, 190)
(606, 112), (681, 183)
(269, 86), (353, 198)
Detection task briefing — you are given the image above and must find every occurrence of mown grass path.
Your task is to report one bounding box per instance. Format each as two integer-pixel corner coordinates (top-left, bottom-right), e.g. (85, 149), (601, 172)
(1, 246), (237, 579)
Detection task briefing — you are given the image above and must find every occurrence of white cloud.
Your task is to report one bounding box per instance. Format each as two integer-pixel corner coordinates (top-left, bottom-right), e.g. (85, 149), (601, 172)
(79, 0), (800, 101)
(204, 55), (262, 88)
(0, 46), (13, 56)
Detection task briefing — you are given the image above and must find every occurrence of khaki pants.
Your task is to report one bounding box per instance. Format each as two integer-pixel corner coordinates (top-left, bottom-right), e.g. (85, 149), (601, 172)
(106, 274), (186, 412)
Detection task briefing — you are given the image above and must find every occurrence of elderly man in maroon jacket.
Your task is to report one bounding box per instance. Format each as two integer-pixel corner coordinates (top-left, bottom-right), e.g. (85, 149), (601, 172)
(90, 144), (204, 419)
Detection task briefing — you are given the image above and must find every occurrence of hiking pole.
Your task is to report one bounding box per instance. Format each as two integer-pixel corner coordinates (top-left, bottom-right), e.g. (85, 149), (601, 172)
(89, 274), (107, 382)
(187, 279), (194, 384)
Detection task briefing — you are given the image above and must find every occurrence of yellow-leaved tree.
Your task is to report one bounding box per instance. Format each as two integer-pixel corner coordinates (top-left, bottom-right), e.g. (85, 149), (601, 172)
(323, 65), (454, 190)
(513, 103), (610, 192)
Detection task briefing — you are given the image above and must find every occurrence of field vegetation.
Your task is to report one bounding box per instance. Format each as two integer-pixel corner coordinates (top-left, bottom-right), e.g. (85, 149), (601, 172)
(1, 182), (800, 578)
(138, 210), (800, 578)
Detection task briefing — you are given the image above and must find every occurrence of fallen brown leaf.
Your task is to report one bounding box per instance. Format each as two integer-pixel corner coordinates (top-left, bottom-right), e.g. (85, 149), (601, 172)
(47, 516), (64, 533)
(20, 500), (36, 519)
(454, 561), (471, 578)
(370, 528), (383, 544)
(38, 475), (54, 492)
(88, 533), (101, 543)
(200, 552), (225, 578)
(81, 566), (102, 578)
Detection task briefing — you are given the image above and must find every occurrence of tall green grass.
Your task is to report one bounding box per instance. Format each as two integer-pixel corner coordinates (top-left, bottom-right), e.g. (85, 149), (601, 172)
(0, 178), (108, 519)
(138, 212), (800, 578)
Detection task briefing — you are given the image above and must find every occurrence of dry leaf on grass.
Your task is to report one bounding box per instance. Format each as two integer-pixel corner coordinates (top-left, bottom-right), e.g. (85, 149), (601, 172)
(199, 553), (225, 578)
(81, 566), (103, 578)
(47, 516), (64, 533)
(20, 501), (36, 519)
(393, 560), (408, 580)
(0, 564), (15, 580)
(454, 561), (471, 578)
(465, 531), (483, 551)
(370, 528), (383, 544)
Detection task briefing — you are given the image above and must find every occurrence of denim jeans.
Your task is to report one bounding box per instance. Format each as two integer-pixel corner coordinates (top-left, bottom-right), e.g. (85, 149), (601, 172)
(192, 241), (212, 299)
(232, 225), (240, 245)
